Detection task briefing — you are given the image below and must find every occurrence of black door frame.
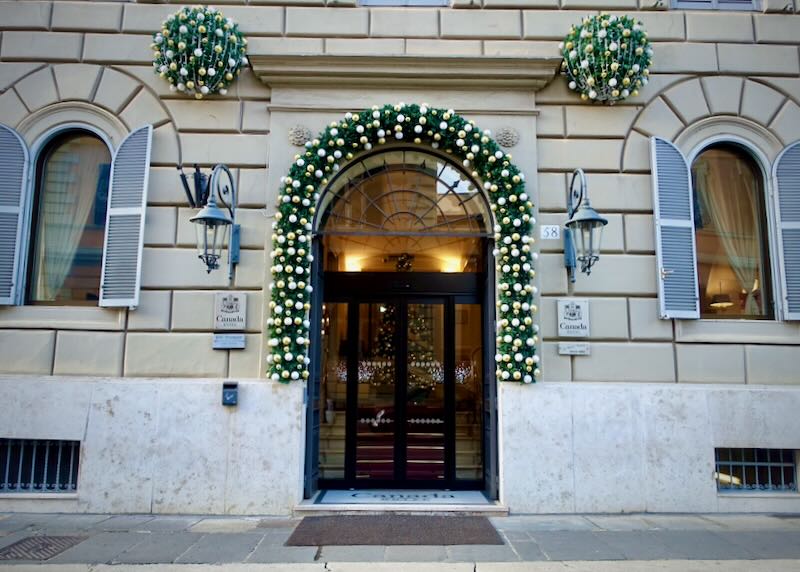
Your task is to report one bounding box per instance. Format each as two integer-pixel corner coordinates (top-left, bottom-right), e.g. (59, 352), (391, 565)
(312, 270), (490, 491)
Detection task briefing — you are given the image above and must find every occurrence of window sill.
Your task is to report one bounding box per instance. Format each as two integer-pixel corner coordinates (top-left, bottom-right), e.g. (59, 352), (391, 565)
(0, 493), (78, 500)
(675, 319), (800, 344)
(0, 305), (125, 331)
(718, 491), (798, 497)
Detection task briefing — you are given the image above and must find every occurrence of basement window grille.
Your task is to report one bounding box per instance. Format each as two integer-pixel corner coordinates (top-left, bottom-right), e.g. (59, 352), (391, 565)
(715, 448), (797, 492)
(0, 439), (80, 493)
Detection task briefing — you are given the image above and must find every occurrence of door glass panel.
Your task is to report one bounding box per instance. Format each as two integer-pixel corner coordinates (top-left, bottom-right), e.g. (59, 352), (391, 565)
(356, 303), (396, 480)
(406, 303), (445, 481)
(455, 304), (483, 480)
(320, 303), (347, 480)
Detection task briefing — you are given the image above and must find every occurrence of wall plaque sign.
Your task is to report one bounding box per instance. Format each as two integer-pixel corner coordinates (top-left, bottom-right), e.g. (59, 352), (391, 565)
(558, 342), (591, 356)
(557, 298), (590, 338)
(213, 333), (246, 350)
(214, 292), (246, 331)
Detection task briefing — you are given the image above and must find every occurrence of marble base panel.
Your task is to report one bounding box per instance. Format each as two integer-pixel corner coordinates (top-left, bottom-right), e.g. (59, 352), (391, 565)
(499, 382), (800, 514)
(2, 377), (799, 515)
(0, 376), (305, 515)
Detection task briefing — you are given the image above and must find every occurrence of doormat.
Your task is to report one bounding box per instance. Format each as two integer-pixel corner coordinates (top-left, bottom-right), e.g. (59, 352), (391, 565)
(317, 489), (490, 505)
(286, 515), (503, 546)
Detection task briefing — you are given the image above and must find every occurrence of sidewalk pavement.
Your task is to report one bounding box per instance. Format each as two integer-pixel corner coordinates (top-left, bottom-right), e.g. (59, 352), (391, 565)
(0, 512), (799, 570)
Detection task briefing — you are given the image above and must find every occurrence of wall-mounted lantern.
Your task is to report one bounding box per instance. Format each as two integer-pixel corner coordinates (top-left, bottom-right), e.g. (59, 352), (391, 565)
(564, 168), (608, 283)
(179, 164), (240, 282)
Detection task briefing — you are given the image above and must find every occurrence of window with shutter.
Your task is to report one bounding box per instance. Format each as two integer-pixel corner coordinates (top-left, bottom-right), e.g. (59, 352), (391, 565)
(0, 125), (29, 305)
(773, 142), (800, 320)
(99, 125), (152, 309)
(0, 122), (151, 309)
(651, 137), (701, 319)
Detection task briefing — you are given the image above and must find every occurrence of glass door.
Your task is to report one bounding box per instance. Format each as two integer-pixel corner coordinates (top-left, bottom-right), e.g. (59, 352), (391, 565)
(319, 287), (484, 489)
(405, 302), (446, 482)
(355, 302), (398, 481)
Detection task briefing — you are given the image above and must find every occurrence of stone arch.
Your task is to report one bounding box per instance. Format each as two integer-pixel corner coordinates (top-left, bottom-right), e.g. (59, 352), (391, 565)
(621, 76), (797, 171)
(0, 63), (181, 163)
(266, 103), (540, 384)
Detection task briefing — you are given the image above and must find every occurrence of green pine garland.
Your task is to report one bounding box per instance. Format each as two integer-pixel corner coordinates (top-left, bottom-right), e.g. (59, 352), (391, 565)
(560, 13), (653, 104)
(151, 5), (248, 99)
(267, 103), (541, 384)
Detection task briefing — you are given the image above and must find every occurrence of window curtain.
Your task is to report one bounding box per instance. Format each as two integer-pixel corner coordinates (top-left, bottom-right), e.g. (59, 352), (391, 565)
(695, 158), (761, 315)
(33, 141), (108, 301)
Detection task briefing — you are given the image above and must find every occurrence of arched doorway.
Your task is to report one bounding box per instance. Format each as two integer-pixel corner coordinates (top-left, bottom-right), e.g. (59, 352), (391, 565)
(307, 148), (497, 495)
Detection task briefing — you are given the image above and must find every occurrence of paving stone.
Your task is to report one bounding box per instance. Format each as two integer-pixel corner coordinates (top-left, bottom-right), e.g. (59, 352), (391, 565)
(509, 540), (548, 561)
(595, 531), (677, 560)
(134, 516), (202, 532)
(703, 515), (798, 531)
(113, 532), (202, 564)
(177, 532), (264, 563)
(446, 544), (519, 562)
(384, 545), (447, 562)
(319, 545), (386, 561)
(640, 515), (726, 531)
(50, 532), (145, 564)
(259, 530), (294, 545)
(0, 515), (42, 533)
(257, 517), (301, 530)
(715, 531), (800, 559)
(37, 515), (113, 533)
(189, 518), (262, 533)
(247, 545), (318, 563)
(529, 531), (626, 561)
(92, 516), (155, 531)
(654, 530), (757, 560)
(500, 530), (532, 541)
(585, 515), (658, 532)
(492, 516), (599, 532)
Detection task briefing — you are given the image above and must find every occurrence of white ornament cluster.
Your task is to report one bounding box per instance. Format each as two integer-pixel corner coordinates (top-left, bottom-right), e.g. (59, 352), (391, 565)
(267, 103), (541, 384)
(152, 5), (249, 99)
(560, 13), (653, 104)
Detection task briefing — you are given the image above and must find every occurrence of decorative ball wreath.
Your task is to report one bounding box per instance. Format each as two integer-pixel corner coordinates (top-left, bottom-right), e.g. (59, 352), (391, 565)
(267, 103), (541, 384)
(151, 5), (248, 99)
(559, 13), (653, 104)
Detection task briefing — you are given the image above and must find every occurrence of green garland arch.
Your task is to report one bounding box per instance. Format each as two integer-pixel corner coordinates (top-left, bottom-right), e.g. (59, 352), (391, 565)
(267, 103), (541, 384)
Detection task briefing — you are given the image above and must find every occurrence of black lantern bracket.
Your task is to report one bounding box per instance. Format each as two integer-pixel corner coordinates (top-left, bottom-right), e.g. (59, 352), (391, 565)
(179, 164), (240, 283)
(563, 168), (608, 284)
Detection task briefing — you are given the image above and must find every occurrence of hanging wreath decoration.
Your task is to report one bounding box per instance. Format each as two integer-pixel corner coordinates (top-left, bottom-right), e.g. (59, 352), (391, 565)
(560, 13), (653, 104)
(151, 5), (248, 99)
(267, 103), (541, 384)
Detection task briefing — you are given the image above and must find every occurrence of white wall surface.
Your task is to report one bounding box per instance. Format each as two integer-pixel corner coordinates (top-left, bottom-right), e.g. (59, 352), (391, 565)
(0, 377), (305, 515)
(500, 382), (800, 514)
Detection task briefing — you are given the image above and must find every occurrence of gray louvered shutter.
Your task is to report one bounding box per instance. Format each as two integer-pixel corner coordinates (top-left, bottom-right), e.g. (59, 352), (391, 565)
(0, 125), (29, 305)
(650, 137), (700, 319)
(99, 125), (152, 308)
(774, 141), (800, 320)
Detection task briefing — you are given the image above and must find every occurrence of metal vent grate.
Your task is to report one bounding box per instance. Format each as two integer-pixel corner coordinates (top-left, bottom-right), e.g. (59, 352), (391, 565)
(0, 536), (87, 561)
(715, 448), (797, 492)
(0, 439), (80, 493)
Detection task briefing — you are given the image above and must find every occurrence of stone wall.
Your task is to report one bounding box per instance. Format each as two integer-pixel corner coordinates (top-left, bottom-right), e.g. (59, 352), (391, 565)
(0, 1), (799, 384)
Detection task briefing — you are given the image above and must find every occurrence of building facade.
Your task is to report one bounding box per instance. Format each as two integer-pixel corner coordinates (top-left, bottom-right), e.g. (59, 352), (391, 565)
(0, 0), (799, 515)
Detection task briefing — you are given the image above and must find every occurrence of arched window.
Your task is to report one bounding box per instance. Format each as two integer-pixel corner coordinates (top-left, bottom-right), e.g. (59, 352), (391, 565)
(651, 135), (800, 322)
(691, 144), (773, 318)
(0, 122), (152, 308)
(27, 130), (112, 304)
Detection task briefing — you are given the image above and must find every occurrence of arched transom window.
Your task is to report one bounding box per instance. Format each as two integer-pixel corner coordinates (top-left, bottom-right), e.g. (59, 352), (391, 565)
(316, 149), (492, 273)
